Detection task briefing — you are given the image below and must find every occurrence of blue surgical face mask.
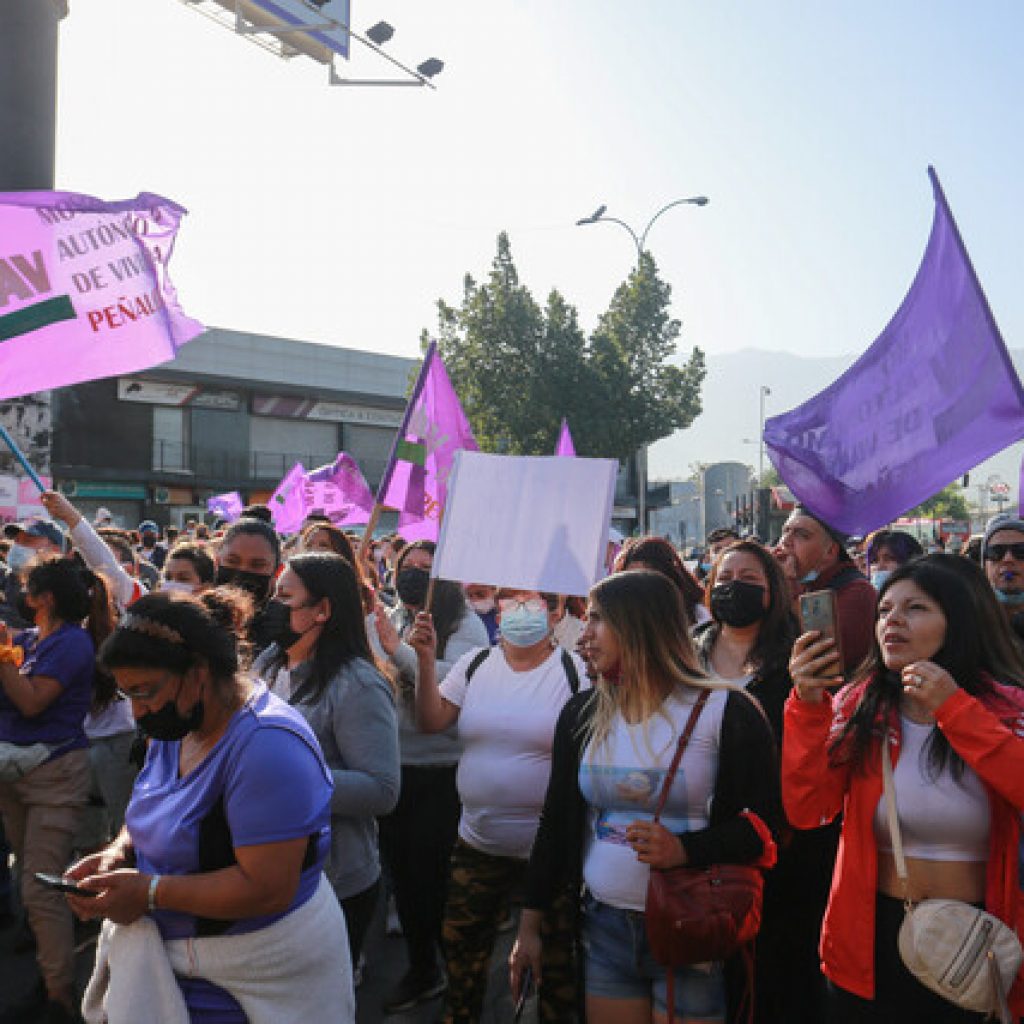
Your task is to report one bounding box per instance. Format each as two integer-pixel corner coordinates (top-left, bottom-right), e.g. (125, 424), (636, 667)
(500, 606), (551, 648)
(7, 543), (35, 573)
(995, 589), (1024, 607)
(870, 569), (892, 591)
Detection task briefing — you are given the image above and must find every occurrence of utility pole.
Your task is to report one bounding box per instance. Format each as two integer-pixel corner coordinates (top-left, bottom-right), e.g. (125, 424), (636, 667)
(0, 0), (67, 190)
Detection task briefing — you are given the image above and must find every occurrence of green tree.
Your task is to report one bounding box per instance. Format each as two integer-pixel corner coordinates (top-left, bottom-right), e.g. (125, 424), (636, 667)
(906, 482), (970, 521)
(587, 252), (706, 460)
(424, 236), (706, 461)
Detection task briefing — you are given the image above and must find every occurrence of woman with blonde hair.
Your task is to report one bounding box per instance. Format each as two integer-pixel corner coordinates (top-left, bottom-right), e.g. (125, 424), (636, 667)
(510, 569), (780, 1024)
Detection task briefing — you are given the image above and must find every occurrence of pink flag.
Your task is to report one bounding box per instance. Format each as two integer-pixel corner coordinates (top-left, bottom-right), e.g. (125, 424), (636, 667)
(377, 341), (477, 542)
(269, 463), (307, 535)
(304, 453), (375, 527)
(207, 491), (244, 522)
(0, 190), (202, 400)
(555, 418), (576, 457)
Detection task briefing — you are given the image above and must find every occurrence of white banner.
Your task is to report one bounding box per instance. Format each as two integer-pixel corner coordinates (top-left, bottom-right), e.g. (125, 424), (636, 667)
(432, 451), (617, 596)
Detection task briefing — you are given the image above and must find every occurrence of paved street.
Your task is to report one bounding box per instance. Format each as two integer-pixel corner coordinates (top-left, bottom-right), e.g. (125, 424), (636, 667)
(0, 885), (533, 1024)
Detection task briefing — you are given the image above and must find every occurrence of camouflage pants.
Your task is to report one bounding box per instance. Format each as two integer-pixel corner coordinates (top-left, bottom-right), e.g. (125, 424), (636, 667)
(442, 838), (578, 1024)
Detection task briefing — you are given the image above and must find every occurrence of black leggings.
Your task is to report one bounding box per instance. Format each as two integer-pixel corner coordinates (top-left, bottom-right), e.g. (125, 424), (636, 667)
(341, 879), (380, 968)
(827, 895), (989, 1023)
(377, 764), (460, 975)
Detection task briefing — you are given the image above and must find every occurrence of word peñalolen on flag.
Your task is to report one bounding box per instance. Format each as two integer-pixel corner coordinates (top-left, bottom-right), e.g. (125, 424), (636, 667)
(207, 491), (244, 522)
(555, 417), (576, 457)
(0, 190), (203, 400)
(304, 453), (375, 527)
(764, 167), (1024, 536)
(376, 340), (477, 542)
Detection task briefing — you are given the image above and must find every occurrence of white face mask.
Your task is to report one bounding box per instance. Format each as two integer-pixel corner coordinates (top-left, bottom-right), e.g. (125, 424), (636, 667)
(160, 579), (195, 595)
(7, 544), (35, 573)
(469, 597), (496, 615)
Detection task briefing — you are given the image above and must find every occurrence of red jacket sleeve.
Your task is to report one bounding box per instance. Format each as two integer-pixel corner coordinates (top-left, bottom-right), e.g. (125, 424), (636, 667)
(782, 690), (852, 830)
(937, 688), (1024, 809)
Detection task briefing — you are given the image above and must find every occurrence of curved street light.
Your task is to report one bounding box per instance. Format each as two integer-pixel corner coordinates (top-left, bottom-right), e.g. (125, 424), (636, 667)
(576, 195), (709, 263)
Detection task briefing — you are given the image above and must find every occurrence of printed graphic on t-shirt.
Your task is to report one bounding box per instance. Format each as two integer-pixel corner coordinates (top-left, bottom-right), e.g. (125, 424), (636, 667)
(583, 764), (695, 845)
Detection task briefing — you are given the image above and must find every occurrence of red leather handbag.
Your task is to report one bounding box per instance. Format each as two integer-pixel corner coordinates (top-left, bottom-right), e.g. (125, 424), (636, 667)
(644, 689), (764, 1021)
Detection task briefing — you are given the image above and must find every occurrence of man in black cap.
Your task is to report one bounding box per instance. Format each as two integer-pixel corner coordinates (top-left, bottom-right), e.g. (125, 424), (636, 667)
(777, 505), (877, 673)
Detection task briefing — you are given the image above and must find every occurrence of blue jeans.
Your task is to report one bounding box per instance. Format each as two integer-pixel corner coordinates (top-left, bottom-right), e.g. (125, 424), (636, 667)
(583, 895), (726, 1019)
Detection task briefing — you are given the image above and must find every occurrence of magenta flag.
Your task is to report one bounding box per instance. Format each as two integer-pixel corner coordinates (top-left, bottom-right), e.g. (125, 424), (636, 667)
(304, 453), (375, 527)
(555, 418), (576, 457)
(0, 190), (202, 400)
(1019, 456), (1024, 517)
(207, 491), (244, 522)
(269, 463), (307, 535)
(377, 341), (477, 542)
(765, 168), (1024, 535)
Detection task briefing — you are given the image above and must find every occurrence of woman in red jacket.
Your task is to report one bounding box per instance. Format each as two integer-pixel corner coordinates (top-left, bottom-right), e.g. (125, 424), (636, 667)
(783, 554), (1024, 1023)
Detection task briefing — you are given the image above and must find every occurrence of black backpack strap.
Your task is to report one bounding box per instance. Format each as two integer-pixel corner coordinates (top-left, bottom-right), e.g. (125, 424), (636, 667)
(464, 647), (491, 686)
(560, 648), (580, 695)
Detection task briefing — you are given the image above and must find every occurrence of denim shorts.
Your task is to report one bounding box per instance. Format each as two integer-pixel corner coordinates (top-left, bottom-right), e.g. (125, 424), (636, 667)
(582, 894), (726, 1019)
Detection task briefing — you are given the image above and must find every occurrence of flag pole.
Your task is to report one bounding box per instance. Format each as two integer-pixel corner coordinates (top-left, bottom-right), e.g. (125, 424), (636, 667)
(358, 340), (438, 560)
(0, 424), (46, 492)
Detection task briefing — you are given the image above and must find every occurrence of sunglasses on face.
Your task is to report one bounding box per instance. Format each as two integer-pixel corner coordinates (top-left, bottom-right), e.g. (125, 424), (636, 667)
(985, 543), (1024, 562)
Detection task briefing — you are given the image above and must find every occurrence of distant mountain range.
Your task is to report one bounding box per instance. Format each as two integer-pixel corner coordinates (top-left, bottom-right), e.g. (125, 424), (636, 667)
(649, 347), (1024, 510)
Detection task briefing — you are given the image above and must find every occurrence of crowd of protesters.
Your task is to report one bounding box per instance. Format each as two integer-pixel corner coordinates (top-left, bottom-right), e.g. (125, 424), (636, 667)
(2, 493), (1024, 1024)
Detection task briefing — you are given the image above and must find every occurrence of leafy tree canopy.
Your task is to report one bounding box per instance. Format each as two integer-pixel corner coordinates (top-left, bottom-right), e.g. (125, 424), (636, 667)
(423, 234), (706, 461)
(905, 482), (970, 521)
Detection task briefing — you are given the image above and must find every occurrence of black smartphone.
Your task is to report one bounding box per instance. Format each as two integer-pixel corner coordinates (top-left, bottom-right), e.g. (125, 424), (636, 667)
(34, 872), (98, 898)
(513, 965), (533, 1022)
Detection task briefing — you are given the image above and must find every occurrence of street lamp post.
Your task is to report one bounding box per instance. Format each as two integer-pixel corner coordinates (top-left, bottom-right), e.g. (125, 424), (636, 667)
(576, 195), (709, 535)
(758, 385), (771, 484)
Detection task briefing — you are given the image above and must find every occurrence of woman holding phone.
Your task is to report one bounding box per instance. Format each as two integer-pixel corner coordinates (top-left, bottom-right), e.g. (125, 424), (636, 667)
(784, 555), (1024, 1022)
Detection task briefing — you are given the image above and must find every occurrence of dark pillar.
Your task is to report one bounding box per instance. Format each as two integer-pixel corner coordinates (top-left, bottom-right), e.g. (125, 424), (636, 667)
(0, 0), (67, 190)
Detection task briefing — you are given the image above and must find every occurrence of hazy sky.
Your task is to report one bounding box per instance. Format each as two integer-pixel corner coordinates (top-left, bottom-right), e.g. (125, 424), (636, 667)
(58, 1), (1023, 373)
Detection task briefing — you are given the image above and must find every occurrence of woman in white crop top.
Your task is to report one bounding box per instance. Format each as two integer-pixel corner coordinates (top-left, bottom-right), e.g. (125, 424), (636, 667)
(784, 554), (1024, 1023)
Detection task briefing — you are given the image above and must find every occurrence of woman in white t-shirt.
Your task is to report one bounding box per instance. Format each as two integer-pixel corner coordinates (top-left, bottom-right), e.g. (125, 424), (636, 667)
(510, 569), (781, 1024)
(411, 588), (586, 1024)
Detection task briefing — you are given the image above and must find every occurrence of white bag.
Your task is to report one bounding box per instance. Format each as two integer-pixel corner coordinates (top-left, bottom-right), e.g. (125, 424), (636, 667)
(882, 735), (1022, 1021)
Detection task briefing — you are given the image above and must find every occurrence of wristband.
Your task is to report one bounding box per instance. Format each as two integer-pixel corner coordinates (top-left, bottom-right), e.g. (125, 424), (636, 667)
(147, 874), (160, 912)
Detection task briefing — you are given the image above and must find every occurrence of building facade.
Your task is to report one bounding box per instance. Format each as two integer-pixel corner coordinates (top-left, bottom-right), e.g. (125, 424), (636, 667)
(49, 327), (416, 527)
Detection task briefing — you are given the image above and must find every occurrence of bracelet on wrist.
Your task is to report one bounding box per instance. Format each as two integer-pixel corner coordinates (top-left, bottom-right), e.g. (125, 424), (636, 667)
(147, 874), (161, 912)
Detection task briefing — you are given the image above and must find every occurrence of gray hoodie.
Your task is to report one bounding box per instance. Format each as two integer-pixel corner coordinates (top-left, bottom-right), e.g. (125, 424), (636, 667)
(253, 648), (400, 900)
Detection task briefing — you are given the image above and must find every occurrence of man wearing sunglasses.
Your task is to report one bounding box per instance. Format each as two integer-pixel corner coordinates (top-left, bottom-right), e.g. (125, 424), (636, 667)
(981, 515), (1024, 617)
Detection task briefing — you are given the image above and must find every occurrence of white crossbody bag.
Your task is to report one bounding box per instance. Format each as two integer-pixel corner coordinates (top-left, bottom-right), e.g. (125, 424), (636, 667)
(882, 734), (1021, 1021)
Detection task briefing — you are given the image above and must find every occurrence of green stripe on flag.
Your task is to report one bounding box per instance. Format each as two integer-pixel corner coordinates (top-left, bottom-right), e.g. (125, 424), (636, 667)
(396, 439), (427, 466)
(0, 295), (77, 342)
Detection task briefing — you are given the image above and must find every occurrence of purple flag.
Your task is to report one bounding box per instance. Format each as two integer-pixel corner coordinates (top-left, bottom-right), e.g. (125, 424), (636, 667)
(377, 341), (477, 542)
(269, 462), (307, 535)
(764, 168), (1024, 535)
(207, 491), (244, 522)
(304, 453), (375, 527)
(555, 418), (576, 457)
(0, 190), (202, 400)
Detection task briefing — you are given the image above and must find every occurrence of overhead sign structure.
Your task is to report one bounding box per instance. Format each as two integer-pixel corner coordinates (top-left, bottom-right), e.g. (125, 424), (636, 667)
(432, 451), (618, 597)
(206, 0), (352, 62)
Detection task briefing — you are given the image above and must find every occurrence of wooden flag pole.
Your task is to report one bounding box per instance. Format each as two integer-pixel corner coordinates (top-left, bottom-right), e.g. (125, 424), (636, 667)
(358, 504), (383, 563)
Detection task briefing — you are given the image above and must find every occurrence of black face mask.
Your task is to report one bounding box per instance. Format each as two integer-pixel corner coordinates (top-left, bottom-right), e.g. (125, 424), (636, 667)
(215, 566), (274, 604)
(710, 580), (767, 628)
(262, 599), (317, 651)
(396, 567), (430, 607)
(137, 680), (205, 741)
